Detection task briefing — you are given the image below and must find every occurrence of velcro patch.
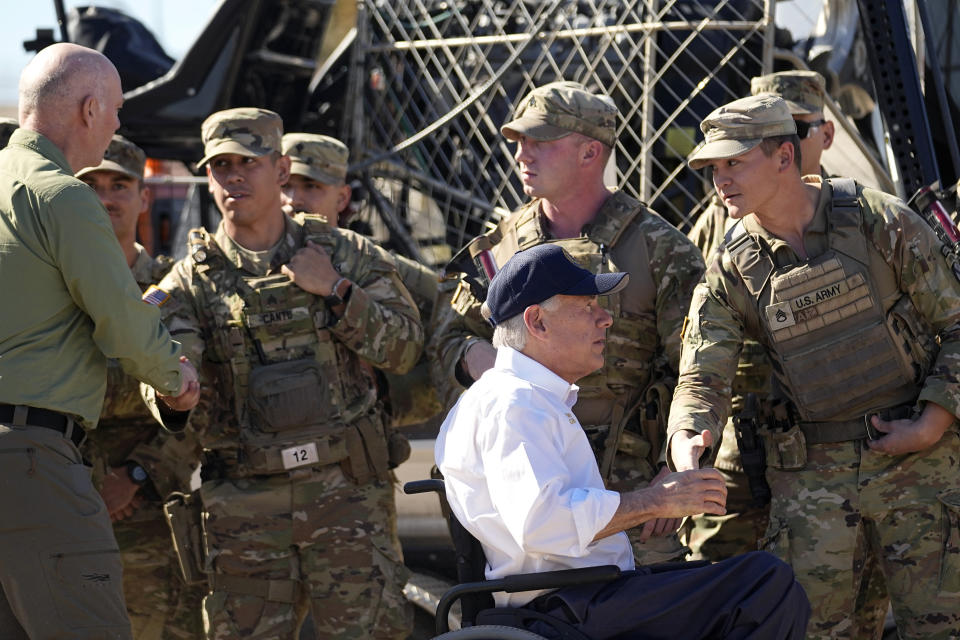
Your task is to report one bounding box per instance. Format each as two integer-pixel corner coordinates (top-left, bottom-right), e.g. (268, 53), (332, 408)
(765, 301), (795, 330)
(142, 285), (171, 307)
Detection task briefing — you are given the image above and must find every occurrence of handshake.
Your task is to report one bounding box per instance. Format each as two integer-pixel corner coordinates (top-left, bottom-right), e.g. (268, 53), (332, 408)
(157, 356), (201, 412)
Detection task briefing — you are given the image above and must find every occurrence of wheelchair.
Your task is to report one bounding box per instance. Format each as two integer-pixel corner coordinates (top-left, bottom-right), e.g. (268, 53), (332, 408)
(403, 479), (621, 640)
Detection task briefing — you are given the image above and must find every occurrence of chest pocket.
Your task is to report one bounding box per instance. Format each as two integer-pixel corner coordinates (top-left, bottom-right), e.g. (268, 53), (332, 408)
(240, 275), (346, 433)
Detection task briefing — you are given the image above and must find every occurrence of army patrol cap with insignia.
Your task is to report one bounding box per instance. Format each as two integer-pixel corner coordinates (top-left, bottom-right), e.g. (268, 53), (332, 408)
(76, 135), (146, 180)
(0, 116), (18, 149)
(750, 70), (827, 115)
(198, 107), (282, 168)
(501, 81), (618, 148)
(687, 95), (797, 170)
(282, 133), (349, 185)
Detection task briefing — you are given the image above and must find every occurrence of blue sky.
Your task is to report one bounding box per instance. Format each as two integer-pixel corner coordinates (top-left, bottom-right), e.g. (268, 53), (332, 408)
(1, 0), (218, 110)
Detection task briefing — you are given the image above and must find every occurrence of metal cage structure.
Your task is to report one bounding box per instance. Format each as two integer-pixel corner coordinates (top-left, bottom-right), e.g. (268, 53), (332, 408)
(341, 0), (776, 265)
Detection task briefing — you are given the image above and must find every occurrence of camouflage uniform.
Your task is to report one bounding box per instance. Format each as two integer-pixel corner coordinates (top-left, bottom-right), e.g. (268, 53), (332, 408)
(75, 137), (206, 640)
(146, 109), (421, 640)
(282, 132), (441, 428)
(683, 194), (771, 562)
(672, 95), (960, 638)
(429, 82), (706, 564)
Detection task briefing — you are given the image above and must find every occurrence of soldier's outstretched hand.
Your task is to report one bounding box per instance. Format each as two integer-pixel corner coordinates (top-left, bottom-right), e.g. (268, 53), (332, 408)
(282, 240), (340, 295)
(670, 428), (714, 471)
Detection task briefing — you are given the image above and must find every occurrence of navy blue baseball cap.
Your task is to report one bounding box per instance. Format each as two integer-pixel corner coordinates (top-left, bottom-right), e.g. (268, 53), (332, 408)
(483, 243), (629, 326)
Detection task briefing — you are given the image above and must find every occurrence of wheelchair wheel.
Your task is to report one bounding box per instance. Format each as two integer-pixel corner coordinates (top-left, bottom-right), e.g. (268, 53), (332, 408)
(432, 625), (550, 640)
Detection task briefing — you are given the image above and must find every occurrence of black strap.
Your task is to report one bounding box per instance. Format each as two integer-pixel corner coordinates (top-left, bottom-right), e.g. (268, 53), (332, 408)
(0, 404), (85, 447)
(799, 404), (914, 444)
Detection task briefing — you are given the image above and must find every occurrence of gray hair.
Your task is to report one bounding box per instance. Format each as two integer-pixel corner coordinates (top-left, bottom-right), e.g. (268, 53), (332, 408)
(491, 294), (561, 351)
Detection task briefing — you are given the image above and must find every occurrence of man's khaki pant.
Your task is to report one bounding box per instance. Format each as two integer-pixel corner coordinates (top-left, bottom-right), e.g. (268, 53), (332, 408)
(0, 424), (132, 639)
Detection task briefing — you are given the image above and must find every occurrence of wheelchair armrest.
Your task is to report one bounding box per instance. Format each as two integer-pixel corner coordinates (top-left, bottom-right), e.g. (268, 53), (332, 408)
(497, 564), (621, 593)
(403, 479), (445, 495)
(434, 565), (621, 635)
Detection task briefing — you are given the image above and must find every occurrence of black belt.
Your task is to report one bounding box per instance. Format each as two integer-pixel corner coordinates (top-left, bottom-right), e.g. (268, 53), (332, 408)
(799, 404), (914, 445)
(0, 404), (85, 447)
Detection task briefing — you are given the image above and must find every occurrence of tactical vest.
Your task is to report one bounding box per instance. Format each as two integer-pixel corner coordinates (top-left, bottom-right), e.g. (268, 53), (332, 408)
(725, 178), (936, 423)
(188, 219), (385, 479)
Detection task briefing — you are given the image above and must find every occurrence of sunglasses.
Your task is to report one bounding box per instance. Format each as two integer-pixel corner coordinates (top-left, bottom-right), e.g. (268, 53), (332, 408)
(795, 118), (826, 139)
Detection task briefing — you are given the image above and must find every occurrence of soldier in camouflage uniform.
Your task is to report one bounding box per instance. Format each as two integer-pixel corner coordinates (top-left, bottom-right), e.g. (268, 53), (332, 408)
(76, 135), (205, 639)
(142, 109), (421, 639)
(670, 94), (960, 638)
(685, 72), (892, 640)
(281, 133), (441, 427)
(683, 71), (833, 559)
(428, 81), (705, 563)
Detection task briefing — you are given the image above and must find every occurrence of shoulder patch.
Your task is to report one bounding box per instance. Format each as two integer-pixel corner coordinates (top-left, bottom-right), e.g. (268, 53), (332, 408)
(142, 285), (172, 307)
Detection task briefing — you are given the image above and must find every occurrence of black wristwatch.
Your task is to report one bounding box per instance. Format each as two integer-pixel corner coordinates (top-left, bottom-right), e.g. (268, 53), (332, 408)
(125, 461), (149, 486)
(324, 276), (352, 308)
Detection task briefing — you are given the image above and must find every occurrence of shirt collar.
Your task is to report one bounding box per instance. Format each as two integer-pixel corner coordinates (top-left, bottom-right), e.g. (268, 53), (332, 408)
(495, 347), (579, 408)
(213, 214), (300, 275)
(9, 128), (74, 174)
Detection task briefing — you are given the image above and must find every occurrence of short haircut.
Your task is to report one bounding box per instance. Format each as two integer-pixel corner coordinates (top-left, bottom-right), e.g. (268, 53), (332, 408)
(490, 294), (562, 351)
(759, 134), (802, 171)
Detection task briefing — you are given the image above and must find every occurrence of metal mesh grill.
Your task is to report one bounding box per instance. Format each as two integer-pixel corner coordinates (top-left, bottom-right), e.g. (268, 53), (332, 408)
(345, 0), (774, 265)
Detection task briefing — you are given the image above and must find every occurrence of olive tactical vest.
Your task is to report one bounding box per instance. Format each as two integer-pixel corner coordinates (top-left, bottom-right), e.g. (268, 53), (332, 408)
(724, 179), (936, 422)
(483, 191), (660, 428)
(186, 218), (381, 475)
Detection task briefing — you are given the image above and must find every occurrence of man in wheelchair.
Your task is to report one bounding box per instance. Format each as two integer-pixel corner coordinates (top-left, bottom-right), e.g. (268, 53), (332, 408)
(435, 243), (810, 639)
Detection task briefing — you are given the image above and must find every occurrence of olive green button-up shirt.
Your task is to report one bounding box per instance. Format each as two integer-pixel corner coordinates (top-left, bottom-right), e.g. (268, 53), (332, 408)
(0, 129), (182, 429)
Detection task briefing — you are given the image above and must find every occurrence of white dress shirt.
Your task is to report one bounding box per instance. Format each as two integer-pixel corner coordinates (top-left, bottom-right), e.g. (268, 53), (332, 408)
(435, 347), (634, 607)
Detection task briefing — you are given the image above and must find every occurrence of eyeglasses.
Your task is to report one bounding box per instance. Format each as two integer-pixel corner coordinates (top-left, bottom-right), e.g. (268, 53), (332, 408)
(794, 118), (827, 139)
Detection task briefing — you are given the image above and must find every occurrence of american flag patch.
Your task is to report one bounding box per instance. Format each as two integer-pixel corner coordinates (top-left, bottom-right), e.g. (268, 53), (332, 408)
(142, 285), (171, 307)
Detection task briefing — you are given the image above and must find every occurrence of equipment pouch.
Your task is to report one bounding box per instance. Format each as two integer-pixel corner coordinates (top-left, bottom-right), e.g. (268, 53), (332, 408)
(248, 359), (337, 432)
(763, 424), (807, 471)
(163, 490), (206, 586)
(342, 413), (390, 484)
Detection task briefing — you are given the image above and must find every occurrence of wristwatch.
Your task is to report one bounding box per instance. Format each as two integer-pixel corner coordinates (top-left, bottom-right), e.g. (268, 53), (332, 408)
(324, 276), (352, 308)
(125, 461), (149, 486)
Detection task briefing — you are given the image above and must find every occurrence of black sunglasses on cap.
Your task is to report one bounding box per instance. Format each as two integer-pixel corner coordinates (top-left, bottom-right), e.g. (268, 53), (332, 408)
(794, 118), (827, 139)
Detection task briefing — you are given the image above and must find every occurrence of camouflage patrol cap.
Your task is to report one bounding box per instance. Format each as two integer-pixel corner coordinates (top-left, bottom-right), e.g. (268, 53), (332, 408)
(501, 81), (617, 147)
(0, 117), (18, 149)
(687, 95), (797, 170)
(198, 107), (282, 167)
(750, 70), (827, 115)
(76, 135), (146, 180)
(281, 133), (349, 185)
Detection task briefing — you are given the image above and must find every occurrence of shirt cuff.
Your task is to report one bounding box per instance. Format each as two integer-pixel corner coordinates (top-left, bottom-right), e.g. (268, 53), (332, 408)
(570, 487), (620, 553)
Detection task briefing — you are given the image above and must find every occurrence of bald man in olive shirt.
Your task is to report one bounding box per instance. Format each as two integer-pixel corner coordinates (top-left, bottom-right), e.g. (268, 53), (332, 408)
(0, 44), (198, 639)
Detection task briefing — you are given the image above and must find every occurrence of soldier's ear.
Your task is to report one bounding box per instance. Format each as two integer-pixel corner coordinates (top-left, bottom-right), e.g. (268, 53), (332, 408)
(79, 94), (98, 129)
(275, 154), (291, 185)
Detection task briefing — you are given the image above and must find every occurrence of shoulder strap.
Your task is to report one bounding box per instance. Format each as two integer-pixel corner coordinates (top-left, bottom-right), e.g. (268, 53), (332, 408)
(723, 220), (775, 297)
(589, 191), (644, 248)
(826, 177), (870, 265)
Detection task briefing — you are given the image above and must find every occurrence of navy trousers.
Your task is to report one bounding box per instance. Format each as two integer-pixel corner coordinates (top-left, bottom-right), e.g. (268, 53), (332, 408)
(518, 551), (809, 640)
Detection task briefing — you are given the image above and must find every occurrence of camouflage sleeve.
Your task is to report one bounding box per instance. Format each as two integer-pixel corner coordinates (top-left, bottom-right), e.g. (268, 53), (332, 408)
(140, 258), (208, 432)
(325, 229), (424, 375)
(126, 426), (202, 496)
(426, 275), (495, 401)
(667, 253), (745, 457)
(647, 217), (706, 372)
(861, 188), (960, 418)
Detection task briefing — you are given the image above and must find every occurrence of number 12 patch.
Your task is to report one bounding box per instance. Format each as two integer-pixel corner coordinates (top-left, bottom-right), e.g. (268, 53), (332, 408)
(281, 442), (319, 469)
